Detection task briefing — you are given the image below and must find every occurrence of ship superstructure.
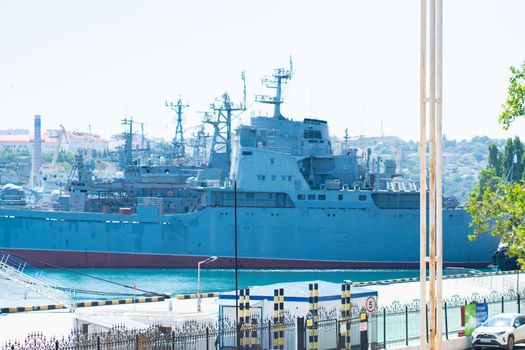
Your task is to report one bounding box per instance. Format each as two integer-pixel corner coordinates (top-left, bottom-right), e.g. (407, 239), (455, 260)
(0, 65), (498, 268)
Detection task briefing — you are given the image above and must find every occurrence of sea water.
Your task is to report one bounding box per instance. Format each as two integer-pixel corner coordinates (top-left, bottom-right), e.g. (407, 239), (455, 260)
(30, 267), (494, 300)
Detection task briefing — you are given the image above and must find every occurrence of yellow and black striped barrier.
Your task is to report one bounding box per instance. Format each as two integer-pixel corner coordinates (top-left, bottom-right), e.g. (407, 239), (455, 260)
(273, 288), (284, 349)
(174, 292), (219, 300)
(0, 296), (166, 314)
(341, 281), (352, 350)
(76, 296), (165, 308)
(308, 283), (319, 350)
(0, 304), (65, 313)
(239, 288), (250, 349)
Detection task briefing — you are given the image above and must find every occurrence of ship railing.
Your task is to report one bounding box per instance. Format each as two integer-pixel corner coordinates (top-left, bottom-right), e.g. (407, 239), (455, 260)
(137, 197), (164, 207)
(0, 251), (76, 311)
(187, 178), (222, 189)
(383, 179), (419, 192)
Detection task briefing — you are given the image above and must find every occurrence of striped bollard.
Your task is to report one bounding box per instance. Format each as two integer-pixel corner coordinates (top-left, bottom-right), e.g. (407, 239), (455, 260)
(341, 281), (352, 350)
(240, 289), (245, 348)
(273, 289), (280, 349)
(278, 288), (284, 349)
(244, 289), (250, 349)
(308, 283), (319, 350)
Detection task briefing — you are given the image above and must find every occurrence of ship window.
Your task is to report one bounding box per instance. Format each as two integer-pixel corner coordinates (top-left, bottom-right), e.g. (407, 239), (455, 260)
(304, 130), (322, 139)
(288, 176), (292, 181)
(246, 193), (254, 199)
(359, 195), (367, 201)
(298, 194), (305, 200)
(242, 151), (253, 156)
(338, 194), (343, 200)
(271, 175), (276, 181)
(307, 194), (316, 200)
(318, 194), (326, 200)
(257, 175), (266, 181)
(270, 158), (275, 164)
(281, 175), (286, 181)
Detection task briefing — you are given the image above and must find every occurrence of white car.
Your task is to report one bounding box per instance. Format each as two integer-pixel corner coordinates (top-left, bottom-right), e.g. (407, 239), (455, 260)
(472, 313), (525, 349)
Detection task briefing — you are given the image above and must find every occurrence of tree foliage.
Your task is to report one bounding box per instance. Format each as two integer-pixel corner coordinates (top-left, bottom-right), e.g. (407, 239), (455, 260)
(470, 166), (501, 201)
(501, 137), (525, 182)
(467, 183), (525, 268)
(499, 60), (525, 130)
(488, 144), (502, 177)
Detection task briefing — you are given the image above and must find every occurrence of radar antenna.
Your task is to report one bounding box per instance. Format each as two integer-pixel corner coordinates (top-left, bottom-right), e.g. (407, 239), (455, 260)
(255, 56), (294, 119)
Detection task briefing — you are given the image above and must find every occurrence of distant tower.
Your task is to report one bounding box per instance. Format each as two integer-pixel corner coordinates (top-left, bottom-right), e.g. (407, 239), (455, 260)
(165, 98), (188, 159)
(31, 114), (42, 187)
(255, 57), (293, 119)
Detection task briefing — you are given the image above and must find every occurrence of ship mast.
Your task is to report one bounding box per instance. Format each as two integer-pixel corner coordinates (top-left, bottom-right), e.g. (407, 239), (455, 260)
(165, 98), (189, 160)
(343, 128), (350, 153)
(190, 123), (209, 166)
(205, 72), (246, 169)
(255, 57), (293, 119)
(121, 117), (133, 168)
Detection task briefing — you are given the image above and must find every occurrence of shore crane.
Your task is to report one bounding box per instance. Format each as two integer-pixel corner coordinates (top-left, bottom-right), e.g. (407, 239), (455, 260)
(51, 125), (69, 166)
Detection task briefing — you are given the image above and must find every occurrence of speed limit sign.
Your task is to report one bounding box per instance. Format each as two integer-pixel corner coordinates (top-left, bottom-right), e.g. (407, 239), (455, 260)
(365, 296), (377, 312)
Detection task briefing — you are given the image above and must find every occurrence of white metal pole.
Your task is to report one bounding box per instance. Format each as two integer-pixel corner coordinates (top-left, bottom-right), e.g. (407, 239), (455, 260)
(197, 261), (202, 312)
(420, 0), (428, 348)
(428, 0), (437, 347)
(435, 0), (444, 347)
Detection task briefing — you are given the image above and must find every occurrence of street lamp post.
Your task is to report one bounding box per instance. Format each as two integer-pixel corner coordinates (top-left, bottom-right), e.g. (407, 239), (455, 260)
(197, 256), (217, 312)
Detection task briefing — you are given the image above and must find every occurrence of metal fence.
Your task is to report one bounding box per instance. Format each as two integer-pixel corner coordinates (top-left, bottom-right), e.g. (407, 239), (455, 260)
(3, 290), (524, 350)
(372, 289), (524, 348)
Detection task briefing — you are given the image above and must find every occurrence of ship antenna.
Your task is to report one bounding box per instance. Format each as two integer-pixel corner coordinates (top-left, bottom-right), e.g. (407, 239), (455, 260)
(255, 57), (294, 119)
(205, 77), (245, 170)
(241, 71), (247, 110)
(165, 97), (189, 160)
(121, 117), (133, 168)
(344, 128), (349, 153)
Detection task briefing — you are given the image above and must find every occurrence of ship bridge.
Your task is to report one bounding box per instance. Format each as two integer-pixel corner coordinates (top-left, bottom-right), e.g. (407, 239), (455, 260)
(237, 116), (332, 158)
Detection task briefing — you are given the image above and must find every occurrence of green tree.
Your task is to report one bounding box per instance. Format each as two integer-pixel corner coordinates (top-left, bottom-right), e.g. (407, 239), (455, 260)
(468, 60), (525, 268)
(467, 183), (525, 268)
(499, 60), (525, 130)
(488, 144), (502, 177)
(502, 137), (524, 182)
(470, 166), (501, 201)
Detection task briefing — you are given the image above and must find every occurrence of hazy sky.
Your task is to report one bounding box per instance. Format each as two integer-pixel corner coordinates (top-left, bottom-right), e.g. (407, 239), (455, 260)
(1, 0), (525, 142)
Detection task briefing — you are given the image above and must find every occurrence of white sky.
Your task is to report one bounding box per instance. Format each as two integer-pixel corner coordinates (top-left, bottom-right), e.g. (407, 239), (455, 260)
(1, 0), (525, 142)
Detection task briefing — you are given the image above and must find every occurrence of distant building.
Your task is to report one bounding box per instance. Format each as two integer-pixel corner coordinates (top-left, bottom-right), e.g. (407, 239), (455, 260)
(0, 131), (109, 154)
(0, 129), (30, 135)
(55, 131), (108, 153)
(0, 134), (55, 153)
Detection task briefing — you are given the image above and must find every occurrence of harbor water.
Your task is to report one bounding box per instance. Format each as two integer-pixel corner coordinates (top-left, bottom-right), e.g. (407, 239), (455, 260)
(16, 267), (495, 300)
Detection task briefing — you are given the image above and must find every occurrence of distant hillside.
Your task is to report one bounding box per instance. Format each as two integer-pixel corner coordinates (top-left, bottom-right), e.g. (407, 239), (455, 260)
(332, 135), (506, 203)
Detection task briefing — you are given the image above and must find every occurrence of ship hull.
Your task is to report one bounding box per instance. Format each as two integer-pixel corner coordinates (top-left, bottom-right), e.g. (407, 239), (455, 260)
(0, 248), (491, 268)
(0, 205), (498, 268)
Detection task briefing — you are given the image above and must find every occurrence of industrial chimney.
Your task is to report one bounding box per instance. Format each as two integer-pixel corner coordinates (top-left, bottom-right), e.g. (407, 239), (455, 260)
(31, 114), (42, 187)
